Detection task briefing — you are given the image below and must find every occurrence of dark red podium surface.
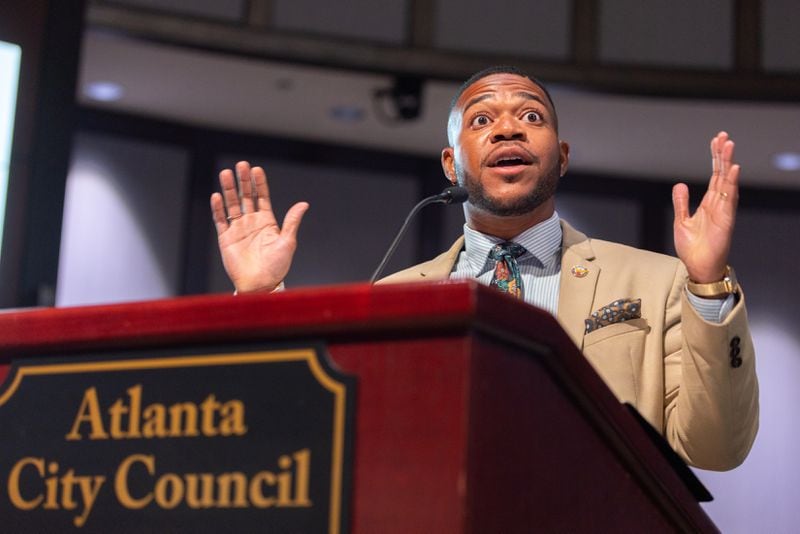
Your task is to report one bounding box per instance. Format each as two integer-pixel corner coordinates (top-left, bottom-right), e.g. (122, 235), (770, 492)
(0, 281), (717, 533)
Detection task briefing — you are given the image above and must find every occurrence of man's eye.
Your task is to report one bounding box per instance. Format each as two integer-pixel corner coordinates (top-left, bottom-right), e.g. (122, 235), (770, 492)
(525, 111), (542, 122)
(471, 115), (490, 127)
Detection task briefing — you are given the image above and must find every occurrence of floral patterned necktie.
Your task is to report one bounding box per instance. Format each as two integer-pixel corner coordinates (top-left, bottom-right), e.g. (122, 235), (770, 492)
(489, 242), (526, 298)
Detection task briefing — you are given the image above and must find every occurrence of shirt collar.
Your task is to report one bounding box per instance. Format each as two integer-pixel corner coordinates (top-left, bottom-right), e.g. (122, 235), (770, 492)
(462, 211), (563, 276)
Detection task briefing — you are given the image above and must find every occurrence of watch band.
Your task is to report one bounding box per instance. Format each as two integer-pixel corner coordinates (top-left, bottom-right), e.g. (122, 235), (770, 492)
(687, 265), (738, 298)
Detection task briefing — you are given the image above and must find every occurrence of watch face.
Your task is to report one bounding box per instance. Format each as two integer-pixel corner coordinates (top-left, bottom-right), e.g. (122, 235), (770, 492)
(725, 267), (738, 293)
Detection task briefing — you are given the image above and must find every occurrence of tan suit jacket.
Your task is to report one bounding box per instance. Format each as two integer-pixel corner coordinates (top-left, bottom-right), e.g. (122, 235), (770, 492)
(381, 220), (759, 470)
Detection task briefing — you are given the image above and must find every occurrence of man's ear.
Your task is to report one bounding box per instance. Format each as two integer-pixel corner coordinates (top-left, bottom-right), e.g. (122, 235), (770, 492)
(441, 147), (457, 185)
(558, 140), (570, 177)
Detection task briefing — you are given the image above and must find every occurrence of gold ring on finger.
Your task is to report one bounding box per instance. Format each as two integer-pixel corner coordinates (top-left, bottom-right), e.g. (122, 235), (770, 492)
(719, 192), (728, 200)
(226, 214), (243, 222)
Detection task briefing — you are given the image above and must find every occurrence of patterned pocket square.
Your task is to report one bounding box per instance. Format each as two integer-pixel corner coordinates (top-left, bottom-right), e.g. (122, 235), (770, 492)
(584, 298), (642, 334)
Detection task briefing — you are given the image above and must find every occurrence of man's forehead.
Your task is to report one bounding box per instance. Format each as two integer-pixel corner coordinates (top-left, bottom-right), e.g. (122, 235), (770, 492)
(455, 73), (550, 111)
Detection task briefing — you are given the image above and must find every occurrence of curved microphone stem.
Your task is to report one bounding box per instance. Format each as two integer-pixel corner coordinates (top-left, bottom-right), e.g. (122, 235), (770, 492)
(369, 186), (467, 283)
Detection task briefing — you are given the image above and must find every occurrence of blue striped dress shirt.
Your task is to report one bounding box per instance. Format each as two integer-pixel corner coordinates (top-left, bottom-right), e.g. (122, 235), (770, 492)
(451, 212), (563, 316)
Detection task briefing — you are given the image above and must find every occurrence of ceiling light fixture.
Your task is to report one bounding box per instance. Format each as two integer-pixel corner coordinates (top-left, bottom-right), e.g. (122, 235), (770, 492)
(329, 105), (365, 123)
(772, 152), (800, 172)
(84, 81), (124, 102)
(373, 76), (424, 123)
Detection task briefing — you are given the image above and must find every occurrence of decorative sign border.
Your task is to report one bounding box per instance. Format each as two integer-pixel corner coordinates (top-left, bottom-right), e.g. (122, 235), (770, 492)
(0, 347), (353, 533)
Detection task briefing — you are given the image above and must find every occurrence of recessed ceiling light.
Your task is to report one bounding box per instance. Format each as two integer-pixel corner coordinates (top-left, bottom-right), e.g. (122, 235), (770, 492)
(330, 105), (365, 123)
(84, 81), (124, 102)
(772, 152), (800, 172)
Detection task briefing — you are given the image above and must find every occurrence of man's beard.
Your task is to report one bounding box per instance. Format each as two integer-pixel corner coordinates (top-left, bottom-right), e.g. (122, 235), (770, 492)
(456, 162), (560, 217)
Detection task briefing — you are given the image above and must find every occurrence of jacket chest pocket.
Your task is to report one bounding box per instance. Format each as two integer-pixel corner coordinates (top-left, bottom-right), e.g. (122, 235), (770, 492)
(582, 318), (649, 405)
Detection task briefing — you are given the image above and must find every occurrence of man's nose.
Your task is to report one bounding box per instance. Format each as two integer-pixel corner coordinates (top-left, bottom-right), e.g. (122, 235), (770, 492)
(491, 116), (526, 142)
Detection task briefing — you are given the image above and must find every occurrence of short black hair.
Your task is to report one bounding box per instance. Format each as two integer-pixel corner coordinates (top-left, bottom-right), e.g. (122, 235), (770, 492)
(449, 65), (558, 130)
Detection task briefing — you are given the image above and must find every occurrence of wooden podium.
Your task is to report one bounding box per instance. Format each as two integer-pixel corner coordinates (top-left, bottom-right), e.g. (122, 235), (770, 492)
(0, 281), (717, 533)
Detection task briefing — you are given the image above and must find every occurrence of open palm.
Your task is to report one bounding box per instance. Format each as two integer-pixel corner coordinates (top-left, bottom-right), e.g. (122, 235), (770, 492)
(210, 162), (308, 293)
(672, 132), (739, 283)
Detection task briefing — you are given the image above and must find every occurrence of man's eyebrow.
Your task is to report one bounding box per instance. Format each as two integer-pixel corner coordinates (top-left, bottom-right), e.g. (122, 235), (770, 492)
(515, 91), (547, 107)
(463, 93), (494, 114)
(462, 91), (549, 114)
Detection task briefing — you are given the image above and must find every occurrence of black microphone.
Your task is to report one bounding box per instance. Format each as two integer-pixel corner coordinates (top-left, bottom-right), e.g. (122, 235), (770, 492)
(370, 186), (468, 283)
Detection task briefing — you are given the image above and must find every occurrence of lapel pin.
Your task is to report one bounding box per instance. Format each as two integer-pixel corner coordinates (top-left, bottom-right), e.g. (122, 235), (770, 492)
(571, 265), (589, 278)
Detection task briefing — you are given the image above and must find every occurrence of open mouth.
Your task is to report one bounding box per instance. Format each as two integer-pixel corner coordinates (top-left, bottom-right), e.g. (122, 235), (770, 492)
(491, 157), (530, 167)
(486, 148), (536, 168)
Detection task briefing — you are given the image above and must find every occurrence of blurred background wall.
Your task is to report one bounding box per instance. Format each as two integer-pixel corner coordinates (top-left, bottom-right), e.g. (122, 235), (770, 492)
(2, 1), (799, 531)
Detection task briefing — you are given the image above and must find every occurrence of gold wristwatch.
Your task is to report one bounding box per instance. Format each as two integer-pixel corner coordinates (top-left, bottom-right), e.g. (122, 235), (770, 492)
(687, 265), (738, 298)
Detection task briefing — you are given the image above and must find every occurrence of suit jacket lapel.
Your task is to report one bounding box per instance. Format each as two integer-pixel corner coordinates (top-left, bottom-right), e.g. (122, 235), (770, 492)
(377, 236), (464, 283)
(557, 220), (599, 349)
(420, 236), (465, 279)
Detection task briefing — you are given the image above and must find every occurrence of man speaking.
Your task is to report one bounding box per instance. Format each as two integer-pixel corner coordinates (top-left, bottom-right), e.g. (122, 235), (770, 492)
(210, 66), (758, 471)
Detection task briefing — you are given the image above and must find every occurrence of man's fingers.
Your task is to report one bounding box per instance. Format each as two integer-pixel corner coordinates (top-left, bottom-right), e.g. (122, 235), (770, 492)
(709, 132), (722, 192)
(708, 132), (734, 195)
(721, 139), (735, 179)
(210, 192), (228, 236)
(672, 183), (690, 223)
(219, 168), (242, 219)
(710, 135), (719, 174)
(718, 138), (733, 180)
(718, 164), (741, 208)
(236, 161), (256, 214)
(712, 133), (739, 209)
(281, 202), (310, 241)
(251, 166), (275, 216)
(725, 163), (741, 189)
(720, 134), (736, 169)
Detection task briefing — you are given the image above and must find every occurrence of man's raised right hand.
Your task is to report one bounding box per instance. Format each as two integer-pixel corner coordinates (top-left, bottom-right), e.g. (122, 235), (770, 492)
(210, 161), (309, 293)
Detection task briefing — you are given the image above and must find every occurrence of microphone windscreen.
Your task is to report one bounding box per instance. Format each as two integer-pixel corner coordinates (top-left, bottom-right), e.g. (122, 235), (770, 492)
(443, 186), (469, 204)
